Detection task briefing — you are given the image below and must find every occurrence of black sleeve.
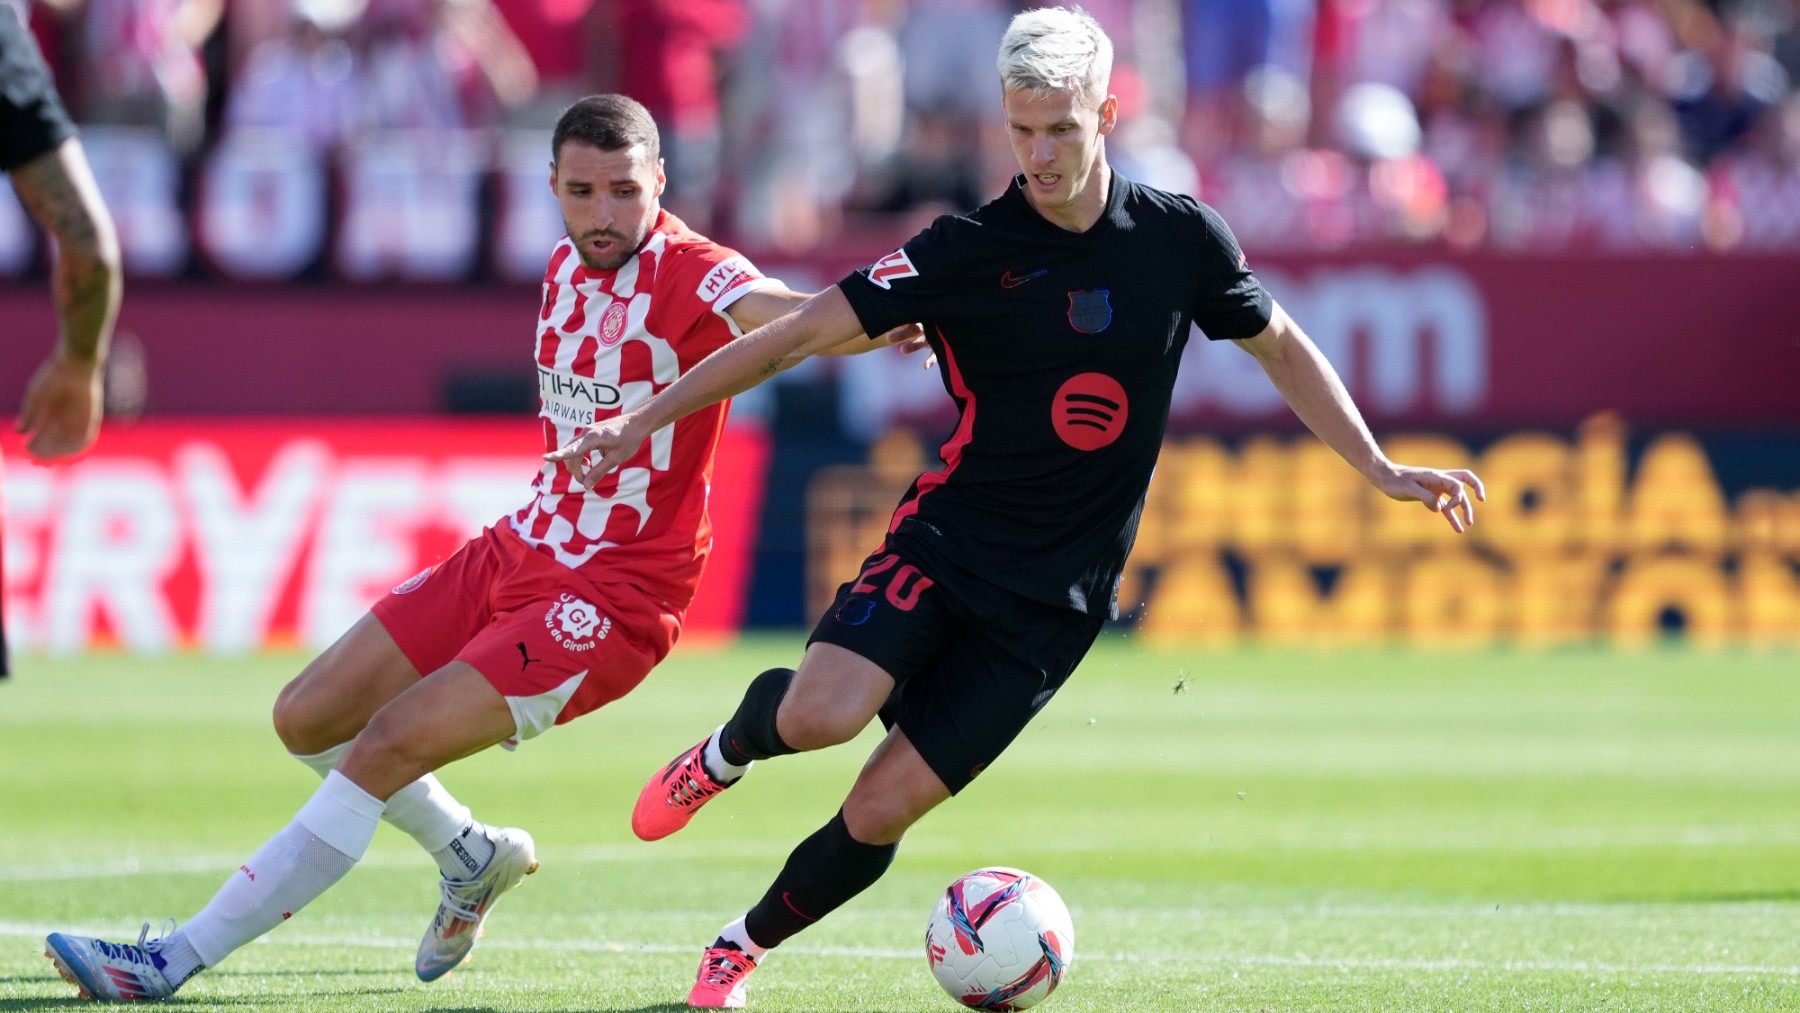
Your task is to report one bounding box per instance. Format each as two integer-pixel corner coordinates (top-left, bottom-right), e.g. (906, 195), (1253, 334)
(0, 6), (76, 173)
(835, 215), (968, 339)
(1189, 201), (1274, 341)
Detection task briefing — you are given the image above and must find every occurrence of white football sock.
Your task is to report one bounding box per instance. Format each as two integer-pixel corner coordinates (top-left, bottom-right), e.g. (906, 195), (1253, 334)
(293, 743), (477, 865)
(289, 742), (350, 779)
(703, 726), (752, 784)
(430, 821), (498, 880)
(148, 928), (204, 988)
(717, 915), (768, 957)
(180, 771), (384, 968)
(382, 774), (475, 854)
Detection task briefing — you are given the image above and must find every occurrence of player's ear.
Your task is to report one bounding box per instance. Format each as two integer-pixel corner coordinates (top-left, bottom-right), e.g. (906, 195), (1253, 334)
(548, 159), (559, 194)
(1098, 94), (1119, 136)
(654, 158), (667, 198)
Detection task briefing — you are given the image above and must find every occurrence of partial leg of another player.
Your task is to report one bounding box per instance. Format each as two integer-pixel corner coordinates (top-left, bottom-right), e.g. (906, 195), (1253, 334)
(633, 643), (891, 841)
(691, 725), (950, 1009)
(635, 642), (938, 1008)
(45, 659), (524, 1001)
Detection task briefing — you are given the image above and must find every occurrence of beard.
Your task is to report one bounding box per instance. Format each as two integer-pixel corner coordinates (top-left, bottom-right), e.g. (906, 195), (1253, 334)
(567, 225), (642, 271)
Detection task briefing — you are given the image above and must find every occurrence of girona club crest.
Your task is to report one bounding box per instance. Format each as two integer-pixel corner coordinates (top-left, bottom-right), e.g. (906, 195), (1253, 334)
(599, 301), (628, 346)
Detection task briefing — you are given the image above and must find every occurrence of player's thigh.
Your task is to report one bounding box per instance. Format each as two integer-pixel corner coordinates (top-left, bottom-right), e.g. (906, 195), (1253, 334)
(778, 642), (902, 749)
(273, 612), (423, 754)
(280, 527), (510, 752)
(841, 726), (952, 845)
(455, 585), (672, 742)
(340, 661), (517, 800)
(894, 600), (1106, 797)
(798, 546), (961, 746)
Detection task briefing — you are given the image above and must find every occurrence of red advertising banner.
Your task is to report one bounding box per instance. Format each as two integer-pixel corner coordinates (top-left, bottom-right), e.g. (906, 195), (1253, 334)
(0, 419), (769, 653)
(1, 252), (1796, 426)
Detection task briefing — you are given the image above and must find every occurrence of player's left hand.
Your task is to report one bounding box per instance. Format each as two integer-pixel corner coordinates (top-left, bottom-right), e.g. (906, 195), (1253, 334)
(544, 413), (645, 490)
(876, 322), (931, 358)
(1371, 464), (1486, 534)
(17, 352), (103, 462)
(877, 323), (936, 369)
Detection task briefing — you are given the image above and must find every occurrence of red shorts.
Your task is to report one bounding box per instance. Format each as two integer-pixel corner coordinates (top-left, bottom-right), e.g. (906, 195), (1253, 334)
(371, 525), (680, 742)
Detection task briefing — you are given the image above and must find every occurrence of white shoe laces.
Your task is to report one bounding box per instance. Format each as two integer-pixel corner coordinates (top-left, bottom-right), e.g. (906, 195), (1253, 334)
(136, 917), (177, 955)
(436, 876), (489, 927)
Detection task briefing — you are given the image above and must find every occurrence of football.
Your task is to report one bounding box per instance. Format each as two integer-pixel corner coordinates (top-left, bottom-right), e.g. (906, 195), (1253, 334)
(925, 867), (1074, 1010)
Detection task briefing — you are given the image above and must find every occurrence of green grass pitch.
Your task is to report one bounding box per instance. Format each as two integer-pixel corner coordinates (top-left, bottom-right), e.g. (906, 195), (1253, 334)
(2, 635), (1797, 1011)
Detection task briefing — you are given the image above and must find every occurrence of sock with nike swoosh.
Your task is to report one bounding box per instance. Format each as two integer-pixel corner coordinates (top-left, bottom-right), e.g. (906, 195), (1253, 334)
(742, 810), (897, 948)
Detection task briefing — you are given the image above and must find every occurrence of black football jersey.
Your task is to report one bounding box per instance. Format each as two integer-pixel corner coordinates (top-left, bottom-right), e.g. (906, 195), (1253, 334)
(837, 171), (1273, 615)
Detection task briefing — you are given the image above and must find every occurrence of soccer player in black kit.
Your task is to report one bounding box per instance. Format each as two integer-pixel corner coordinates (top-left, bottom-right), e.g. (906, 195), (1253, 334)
(550, 6), (1485, 1007)
(2, 3), (123, 678)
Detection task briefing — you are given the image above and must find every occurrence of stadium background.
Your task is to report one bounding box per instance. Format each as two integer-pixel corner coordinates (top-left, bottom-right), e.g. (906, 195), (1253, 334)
(2, 0), (1798, 653)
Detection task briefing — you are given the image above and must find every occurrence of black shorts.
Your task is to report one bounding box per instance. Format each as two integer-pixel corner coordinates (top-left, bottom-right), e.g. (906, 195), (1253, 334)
(0, 6), (75, 173)
(808, 540), (1105, 795)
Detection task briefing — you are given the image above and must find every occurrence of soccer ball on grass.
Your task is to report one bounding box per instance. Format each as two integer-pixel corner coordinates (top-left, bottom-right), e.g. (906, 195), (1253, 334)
(925, 866), (1073, 1010)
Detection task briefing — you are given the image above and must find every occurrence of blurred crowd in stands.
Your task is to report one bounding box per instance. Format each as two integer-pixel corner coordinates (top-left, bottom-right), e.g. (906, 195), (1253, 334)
(7, 0), (1800, 273)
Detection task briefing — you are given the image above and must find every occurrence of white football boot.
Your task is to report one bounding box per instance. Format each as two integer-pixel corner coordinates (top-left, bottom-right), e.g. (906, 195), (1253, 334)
(45, 922), (181, 1001)
(415, 826), (539, 981)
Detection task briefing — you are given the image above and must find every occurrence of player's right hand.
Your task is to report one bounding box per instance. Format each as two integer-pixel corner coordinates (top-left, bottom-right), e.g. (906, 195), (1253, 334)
(544, 413), (645, 490)
(543, 413), (651, 489)
(17, 352), (103, 462)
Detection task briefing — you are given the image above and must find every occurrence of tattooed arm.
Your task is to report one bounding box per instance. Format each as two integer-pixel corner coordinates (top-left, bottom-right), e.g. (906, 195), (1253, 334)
(11, 138), (122, 460)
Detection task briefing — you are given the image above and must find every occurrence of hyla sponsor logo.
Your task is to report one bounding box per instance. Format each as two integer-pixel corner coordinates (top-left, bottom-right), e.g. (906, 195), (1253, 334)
(698, 256), (757, 302)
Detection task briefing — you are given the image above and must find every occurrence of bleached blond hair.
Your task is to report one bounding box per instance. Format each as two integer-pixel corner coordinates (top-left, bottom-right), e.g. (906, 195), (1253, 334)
(996, 6), (1114, 110)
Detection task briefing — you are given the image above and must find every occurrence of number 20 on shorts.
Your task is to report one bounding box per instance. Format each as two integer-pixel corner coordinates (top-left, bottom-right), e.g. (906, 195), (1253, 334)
(850, 553), (935, 611)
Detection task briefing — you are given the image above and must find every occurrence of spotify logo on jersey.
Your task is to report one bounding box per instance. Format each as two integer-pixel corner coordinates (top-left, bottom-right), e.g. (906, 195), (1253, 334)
(1052, 372), (1129, 450)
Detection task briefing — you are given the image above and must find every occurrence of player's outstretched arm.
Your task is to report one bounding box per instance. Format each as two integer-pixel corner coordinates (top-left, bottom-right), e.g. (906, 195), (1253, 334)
(546, 286), (866, 488)
(1234, 301), (1486, 533)
(11, 138), (122, 461)
(726, 287), (924, 357)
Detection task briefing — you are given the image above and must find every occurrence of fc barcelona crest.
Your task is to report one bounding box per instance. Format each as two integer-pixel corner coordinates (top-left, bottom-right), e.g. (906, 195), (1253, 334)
(1067, 290), (1112, 334)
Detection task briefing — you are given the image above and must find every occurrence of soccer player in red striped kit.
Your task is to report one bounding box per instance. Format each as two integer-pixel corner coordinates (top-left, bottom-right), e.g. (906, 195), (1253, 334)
(44, 93), (918, 1002)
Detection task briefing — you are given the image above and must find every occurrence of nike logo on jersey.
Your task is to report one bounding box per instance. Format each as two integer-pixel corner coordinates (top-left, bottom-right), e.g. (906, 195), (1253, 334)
(1000, 269), (1049, 288)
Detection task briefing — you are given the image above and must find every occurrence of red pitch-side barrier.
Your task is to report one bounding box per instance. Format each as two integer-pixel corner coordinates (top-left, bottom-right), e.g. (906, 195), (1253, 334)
(0, 419), (770, 654)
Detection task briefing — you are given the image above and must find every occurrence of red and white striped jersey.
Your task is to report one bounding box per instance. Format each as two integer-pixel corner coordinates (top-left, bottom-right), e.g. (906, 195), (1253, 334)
(509, 210), (778, 609)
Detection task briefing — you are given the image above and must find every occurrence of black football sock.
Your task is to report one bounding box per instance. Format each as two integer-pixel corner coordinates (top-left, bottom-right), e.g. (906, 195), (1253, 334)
(743, 810), (898, 949)
(717, 667), (797, 766)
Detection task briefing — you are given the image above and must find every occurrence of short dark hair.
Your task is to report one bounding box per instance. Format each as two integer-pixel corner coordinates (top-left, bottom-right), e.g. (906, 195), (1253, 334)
(552, 94), (661, 165)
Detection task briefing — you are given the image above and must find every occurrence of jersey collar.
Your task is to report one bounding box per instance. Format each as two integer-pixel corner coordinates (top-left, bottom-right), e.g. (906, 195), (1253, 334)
(1006, 167), (1128, 237)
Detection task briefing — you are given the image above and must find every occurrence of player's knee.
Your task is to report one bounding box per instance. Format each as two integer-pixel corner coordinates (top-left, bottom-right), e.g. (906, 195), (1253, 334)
(840, 793), (919, 846)
(271, 679), (328, 754)
(338, 708), (429, 787)
(776, 701), (866, 751)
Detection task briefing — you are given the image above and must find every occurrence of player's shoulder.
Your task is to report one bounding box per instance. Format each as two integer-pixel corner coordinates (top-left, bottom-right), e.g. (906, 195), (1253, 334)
(1117, 175), (1249, 261)
(1116, 174), (1227, 229)
(541, 236), (579, 284)
(897, 196), (1012, 267)
(650, 218), (765, 297)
